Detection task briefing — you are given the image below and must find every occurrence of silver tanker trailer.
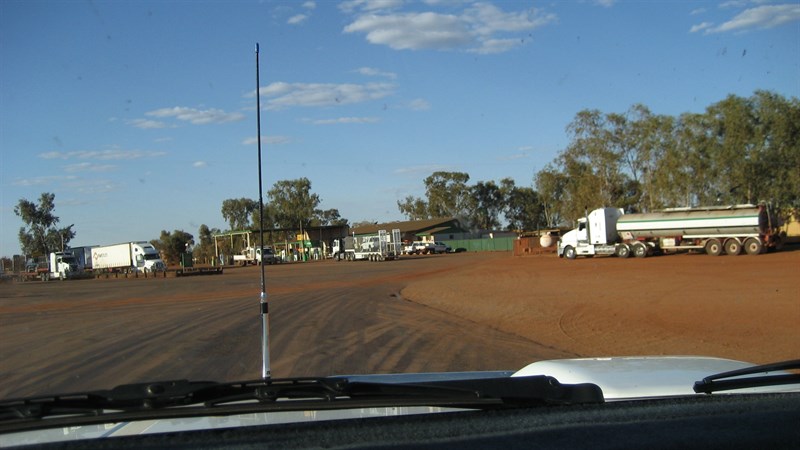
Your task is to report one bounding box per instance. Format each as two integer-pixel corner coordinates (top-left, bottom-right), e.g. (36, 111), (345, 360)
(558, 204), (785, 259)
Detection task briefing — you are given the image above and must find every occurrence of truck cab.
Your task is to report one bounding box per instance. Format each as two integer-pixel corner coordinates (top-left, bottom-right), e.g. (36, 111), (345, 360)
(132, 242), (167, 272)
(558, 207), (624, 259)
(49, 252), (79, 280)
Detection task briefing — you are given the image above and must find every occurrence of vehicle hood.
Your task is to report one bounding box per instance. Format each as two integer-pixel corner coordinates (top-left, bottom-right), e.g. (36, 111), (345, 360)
(2, 356), (796, 447)
(512, 355), (797, 400)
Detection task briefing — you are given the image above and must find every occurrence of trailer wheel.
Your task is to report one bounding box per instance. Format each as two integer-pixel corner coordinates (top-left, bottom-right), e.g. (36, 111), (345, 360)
(743, 237), (762, 255)
(705, 239), (723, 256)
(724, 239), (741, 256)
(633, 243), (648, 258)
(564, 246), (576, 260)
(615, 244), (631, 258)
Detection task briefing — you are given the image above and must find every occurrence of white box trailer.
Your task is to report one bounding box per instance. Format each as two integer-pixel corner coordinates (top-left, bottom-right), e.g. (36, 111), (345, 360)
(332, 229), (402, 262)
(91, 242), (167, 272)
(558, 204), (785, 259)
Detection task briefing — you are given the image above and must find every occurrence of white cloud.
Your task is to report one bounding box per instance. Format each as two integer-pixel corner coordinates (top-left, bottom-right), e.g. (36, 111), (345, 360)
(145, 106), (245, 125)
(715, 4), (800, 32)
(690, 21), (714, 33)
(693, 4), (800, 34)
(342, 3), (556, 53)
(62, 178), (120, 195)
(38, 149), (167, 160)
(356, 66), (397, 79)
(12, 175), (78, 187)
(339, 0), (404, 14)
(594, 0), (616, 7)
(255, 82), (395, 109)
(408, 98), (430, 110)
(469, 38), (520, 55)
(242, 135), (292, 145)
(192, 161), (207, 168)
(302, 1), (316, 10)
(64, 162), (116, 172)
(310, 117), (380, 125)
(394, 164), (454, 175)
(463, 3), (556, 36)
(288, 14), (308, 25)
(128, 118), (172, 129)
(344, 12), (473, 50)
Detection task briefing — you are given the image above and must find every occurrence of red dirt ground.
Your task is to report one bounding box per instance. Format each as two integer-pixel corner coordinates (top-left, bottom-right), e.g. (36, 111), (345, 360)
(402, 249), (800, 365)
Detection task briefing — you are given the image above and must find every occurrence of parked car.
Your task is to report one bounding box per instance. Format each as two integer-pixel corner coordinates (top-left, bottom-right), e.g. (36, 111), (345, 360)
(433, 242), (450, 254)
(412, 241), (436, 254)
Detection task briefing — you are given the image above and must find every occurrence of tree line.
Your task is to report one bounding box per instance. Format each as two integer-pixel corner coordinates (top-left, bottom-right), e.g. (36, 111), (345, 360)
(400, 91), (799, 228)
(12, 177), (344, 265)
(13, 91), (798, 263)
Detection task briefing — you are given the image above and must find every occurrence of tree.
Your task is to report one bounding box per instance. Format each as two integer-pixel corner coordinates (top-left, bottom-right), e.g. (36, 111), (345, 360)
(501, 178), (545, 231)
(14, 192), (75, 256)
(535, 164), (568, 227)
(268, 178), (321, 229)
(193, 224), (220, 264)
(424, 171), (473, 219)
(533, 91), (799, 223)
(312, 208), (348, 227)
(469, 180), (504, 230)
(151, 230), (194, 266)
(397, 195), (429, 220)
(750, 90), (800, 214)
(351, 220), (378, 228)
(221, 198), (258, 231)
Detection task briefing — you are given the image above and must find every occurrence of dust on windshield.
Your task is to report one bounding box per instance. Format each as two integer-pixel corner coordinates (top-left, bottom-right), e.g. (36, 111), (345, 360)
(0, 1), (798, 399)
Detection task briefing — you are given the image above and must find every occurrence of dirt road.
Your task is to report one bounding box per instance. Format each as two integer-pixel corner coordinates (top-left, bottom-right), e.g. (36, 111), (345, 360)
(1, 249), (797, 399)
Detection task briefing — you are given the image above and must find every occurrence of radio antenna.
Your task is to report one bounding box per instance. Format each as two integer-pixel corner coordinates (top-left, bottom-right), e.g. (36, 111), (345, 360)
(255, 43), (271, 380)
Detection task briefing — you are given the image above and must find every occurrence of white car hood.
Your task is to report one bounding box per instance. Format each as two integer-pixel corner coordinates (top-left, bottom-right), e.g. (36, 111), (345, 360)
(513, 355), (796, 400)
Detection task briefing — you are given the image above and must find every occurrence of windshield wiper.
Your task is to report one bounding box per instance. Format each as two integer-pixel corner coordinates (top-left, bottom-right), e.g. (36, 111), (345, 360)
(0, 375), (603, 433)
(693, 359), (800, 394)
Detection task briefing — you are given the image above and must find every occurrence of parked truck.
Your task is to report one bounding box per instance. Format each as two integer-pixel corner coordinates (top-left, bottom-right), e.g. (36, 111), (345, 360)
(91, 242), (167, 272)
(68, 245), (95, 271)
(21, 252), (79, 281)
(558, 204), (784, 259)
(48, 251), (79, 279)
(233, 246), (279, 265)
(332, 229), (402, 261)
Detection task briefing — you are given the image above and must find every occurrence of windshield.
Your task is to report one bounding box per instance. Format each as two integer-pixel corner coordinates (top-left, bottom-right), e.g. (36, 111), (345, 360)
(1, 0), (798, 406)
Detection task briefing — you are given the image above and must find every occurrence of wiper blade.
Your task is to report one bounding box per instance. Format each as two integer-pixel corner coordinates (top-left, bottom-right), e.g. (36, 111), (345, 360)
(693, 359), (800, 394)
(0, 375), (602, 433)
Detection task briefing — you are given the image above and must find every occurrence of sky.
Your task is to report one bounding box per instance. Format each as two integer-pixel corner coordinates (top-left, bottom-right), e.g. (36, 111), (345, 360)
(1, 0), (798, 257)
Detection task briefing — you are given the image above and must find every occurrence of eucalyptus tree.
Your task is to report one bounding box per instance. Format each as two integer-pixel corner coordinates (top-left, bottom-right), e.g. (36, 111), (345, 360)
(221, 198), (258, 231)
(747, 90), (800, 214)
(397, 195), (430, 221)
(424, 171), (473, 219)
(534, 164), (568, 227)
(267, 178), (320, 230)
(469, 180), (504, 230)
(501, 178), (546, 231)
(151, 230), (194, 265)
(14, 192), (75, 256)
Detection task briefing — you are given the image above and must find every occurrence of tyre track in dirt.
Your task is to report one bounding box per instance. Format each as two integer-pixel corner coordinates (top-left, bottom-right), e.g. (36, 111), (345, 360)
(1, 254), (567, 399)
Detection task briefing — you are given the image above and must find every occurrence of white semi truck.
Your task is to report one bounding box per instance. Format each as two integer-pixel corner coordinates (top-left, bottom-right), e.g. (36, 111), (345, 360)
(22, 252), (79, 281)
(332, 229), (402, 261)
(48, 252), (79, 280)
(558, 204), (784, 259)
(91, 242), (167, 272)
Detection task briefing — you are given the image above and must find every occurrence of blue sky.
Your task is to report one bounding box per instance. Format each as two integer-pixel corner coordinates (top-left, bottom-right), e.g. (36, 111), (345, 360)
(1, 0), (798, 257)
